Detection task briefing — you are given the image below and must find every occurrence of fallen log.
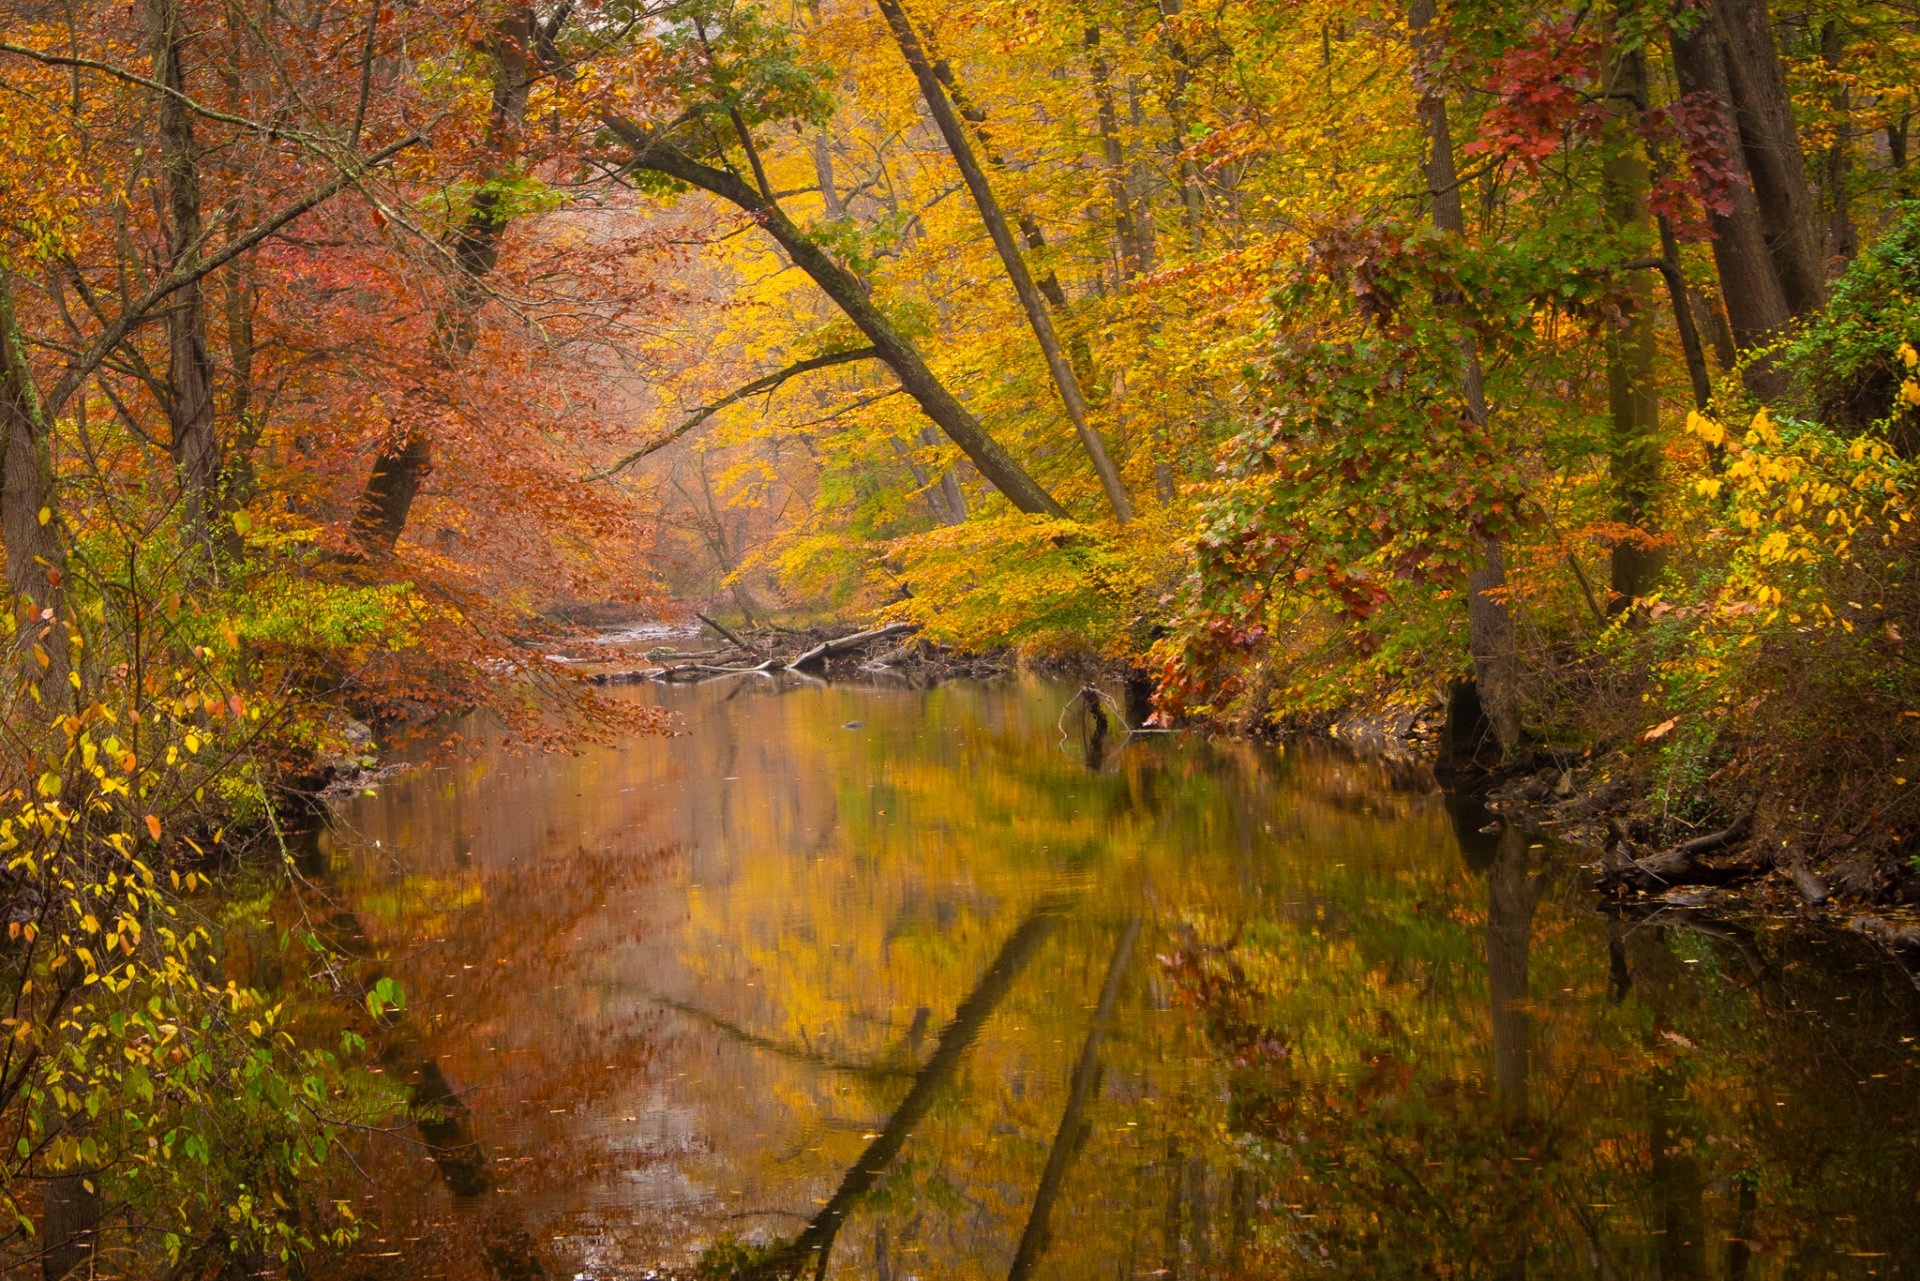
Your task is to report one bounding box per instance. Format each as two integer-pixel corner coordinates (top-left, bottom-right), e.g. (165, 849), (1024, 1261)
(588, 668), (665, 685)
(1597, 809), (1758, 892)
(786, 622), (919, 671)
(864, 637), (923, 669)
(696, 612), (760, 657)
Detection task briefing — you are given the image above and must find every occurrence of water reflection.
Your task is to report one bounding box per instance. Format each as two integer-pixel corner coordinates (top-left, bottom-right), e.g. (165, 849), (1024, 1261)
(290, 674), (1920, 1279)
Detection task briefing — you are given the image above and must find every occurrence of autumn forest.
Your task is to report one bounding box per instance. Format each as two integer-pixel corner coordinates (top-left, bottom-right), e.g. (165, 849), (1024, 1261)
(3, 0), (1920, 1273)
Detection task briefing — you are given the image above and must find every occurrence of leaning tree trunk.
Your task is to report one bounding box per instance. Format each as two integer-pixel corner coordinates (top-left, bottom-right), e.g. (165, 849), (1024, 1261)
(877, 0), (1134, 522)
(1408, 0), (1523, 752)
(148, 0), (222, 551)
(348, 7), (535, 557)
(610, 122), (1065, 518)
(1602, 41), (1666, 609)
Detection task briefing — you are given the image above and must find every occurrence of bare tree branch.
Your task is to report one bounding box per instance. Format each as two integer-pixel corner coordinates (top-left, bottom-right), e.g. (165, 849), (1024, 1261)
(586, 346), (881, 481)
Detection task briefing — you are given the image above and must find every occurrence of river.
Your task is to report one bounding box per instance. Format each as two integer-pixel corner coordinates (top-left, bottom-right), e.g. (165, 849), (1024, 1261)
(294, 671), (1920, 1279)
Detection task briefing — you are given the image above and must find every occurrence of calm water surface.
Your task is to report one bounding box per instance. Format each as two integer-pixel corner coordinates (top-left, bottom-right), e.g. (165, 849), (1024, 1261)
(300, 673), (1920, 1279)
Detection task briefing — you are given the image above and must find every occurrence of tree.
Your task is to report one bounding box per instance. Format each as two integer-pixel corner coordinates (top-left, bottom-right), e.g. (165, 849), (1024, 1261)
(874, 0), (1135, 522)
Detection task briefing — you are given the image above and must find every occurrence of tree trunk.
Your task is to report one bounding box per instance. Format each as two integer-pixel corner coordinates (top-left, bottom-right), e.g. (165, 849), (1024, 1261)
(1668, 15), (1794, 355)
(0, 278), (70, 696)
(922, 50), (1073, 312)
(148, 0), (221, 550)
(1820, 20), (1857, 263)
(348, 7), (535, 557)
(1408, 0), (1523, 751)
(922, 426), (969, 523)
(811, 131), (848, 221)
(1711, 0), (1825, 316)
(1156, 0), (1208, 246)
(1656, 214), (1716, 411)
(877, 0), (1134, 522)
(1087, 26), (1155, 281)
(222, 263), (263, 511)
(1603, 43), (1666, 609)
(611, 122), (1065, 518)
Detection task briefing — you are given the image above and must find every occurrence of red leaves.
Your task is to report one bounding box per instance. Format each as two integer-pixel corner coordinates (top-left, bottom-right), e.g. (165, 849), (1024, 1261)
(1642, 90), (1743, 240)
(1463, 19), (1603, 174)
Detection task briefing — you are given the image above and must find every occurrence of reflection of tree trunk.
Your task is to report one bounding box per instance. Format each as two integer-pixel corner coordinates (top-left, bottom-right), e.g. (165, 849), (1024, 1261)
(292, 846), (493, 1198)
(1726, 1171), (1757, 1279)
(762, 903), (1064, 1278)
(1622, 918), (1708, 1280)
(1485, 825), (1539, 1133)
(653, 994), (915, 1084)
(1162, 1135), (1184, 1280)
(1227, 1166), (1252, 1275)
(39, 1173), (101, 1280)
(1007, 917), (1140, 1281)
(1648, 1067), (1708, 1279)
(1484, 824), (1542, 1281)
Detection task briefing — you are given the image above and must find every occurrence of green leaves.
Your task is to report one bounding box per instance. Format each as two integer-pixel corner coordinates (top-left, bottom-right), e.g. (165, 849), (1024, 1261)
(365, 975), (406, 1019)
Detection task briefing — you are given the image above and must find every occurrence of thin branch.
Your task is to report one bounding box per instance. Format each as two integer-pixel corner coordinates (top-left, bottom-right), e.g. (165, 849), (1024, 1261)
(0, 40), (308, 140)
(42, 132), (421, 420)
(586, 346), (881, 480)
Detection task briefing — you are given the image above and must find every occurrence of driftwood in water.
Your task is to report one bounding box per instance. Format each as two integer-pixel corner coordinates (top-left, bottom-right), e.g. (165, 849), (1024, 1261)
(786, 622), (919, 671)
(1597, 808), (1759, 892)
(696, 611), (760, 657)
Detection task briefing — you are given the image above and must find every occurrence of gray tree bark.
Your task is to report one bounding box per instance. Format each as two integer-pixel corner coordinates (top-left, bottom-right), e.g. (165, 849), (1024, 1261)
(876, 0), (1134, 521)
(609, 119), (1067, 518)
